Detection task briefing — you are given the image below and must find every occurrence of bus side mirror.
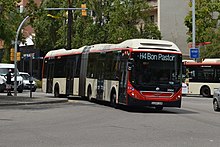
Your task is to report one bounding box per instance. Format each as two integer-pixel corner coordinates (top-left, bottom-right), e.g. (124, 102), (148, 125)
(127, 58), (134, 71)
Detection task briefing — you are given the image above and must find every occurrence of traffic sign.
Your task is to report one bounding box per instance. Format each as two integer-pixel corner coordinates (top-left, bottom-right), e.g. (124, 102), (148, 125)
(190, 48), (199, 59)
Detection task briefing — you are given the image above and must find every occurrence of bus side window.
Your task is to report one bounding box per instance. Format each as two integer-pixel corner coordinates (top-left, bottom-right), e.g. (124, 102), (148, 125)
(189, 70), (195, 78)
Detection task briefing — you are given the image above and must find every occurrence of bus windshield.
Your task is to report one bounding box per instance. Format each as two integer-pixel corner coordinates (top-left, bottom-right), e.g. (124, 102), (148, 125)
(130, 52), (182, 92)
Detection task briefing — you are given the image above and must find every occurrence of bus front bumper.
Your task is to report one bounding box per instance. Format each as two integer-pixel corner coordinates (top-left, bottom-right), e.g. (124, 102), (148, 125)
(127, 96), (182, 108)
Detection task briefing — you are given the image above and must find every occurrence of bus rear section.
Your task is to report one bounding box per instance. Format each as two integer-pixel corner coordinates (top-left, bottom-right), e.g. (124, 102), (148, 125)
(183, 59), (220, 97)
(126, 51), (182, 109)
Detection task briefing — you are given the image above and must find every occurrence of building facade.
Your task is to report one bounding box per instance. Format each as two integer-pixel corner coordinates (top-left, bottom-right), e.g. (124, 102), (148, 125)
(148, 0), (189, 57)
(158, 0), (189, 57)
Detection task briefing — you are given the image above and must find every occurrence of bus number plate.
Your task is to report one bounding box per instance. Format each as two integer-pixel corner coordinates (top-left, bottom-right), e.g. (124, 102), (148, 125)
(152, 102), (163, 105)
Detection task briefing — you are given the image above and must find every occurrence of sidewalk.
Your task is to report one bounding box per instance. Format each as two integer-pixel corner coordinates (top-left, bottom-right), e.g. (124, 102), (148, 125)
(0, 89), (68, 106)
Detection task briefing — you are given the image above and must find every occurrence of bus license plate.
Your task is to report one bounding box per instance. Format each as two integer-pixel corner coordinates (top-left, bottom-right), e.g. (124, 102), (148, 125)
(152, 102), (163, 105)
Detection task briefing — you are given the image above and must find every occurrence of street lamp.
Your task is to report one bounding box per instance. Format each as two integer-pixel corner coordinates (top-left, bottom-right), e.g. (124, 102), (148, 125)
(14, 16), (30, 96)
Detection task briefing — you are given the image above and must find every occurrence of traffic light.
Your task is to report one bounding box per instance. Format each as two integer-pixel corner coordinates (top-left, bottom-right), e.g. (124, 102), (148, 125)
(81, 4), (87, 16)
(10, 48), (21, 61)
(10, 48), (14, 61)
(17, 52), (21, 61)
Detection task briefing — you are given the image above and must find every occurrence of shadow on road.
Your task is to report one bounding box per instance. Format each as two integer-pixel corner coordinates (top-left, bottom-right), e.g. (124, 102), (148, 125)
(68, 96), (198, 114)
(119, 106), (198, 114)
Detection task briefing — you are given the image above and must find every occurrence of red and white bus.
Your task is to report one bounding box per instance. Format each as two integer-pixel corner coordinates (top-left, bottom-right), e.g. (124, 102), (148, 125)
(42, 39), (182, 110)
(183, 59), (220, 97)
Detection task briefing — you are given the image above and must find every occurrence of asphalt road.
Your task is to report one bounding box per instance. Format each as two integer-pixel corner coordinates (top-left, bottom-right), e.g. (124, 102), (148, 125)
(0, 93), (219, 147)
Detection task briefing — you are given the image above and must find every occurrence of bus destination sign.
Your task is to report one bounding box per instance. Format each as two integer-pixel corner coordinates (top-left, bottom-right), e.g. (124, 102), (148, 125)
(138, 53), (175, 61)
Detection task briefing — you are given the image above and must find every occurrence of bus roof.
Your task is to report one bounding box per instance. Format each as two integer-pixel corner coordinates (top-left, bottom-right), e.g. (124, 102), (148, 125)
(89, 39), (181, 53)
(182, 59), (196, 63)
(184, 58), (220, 66)
(203, 58), (220, 63)
(45, 47), (86, 58)
(45, 39), (181, 58)
(89, 44), (117, 52)
(118, 39), (181, 52)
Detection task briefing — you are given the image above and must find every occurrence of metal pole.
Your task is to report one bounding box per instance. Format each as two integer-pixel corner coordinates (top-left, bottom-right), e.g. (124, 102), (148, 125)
(192, 0), (196, 49)
(30, 53), (33, 98)
(14, 15), (29, 96)
(67, 0), (73, 50)
(192, 0), (197, 61)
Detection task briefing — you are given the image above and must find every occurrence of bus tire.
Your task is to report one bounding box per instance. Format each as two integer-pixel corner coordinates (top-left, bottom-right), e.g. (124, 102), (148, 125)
(87, 85), (92, 101)
(200, 86), (211, 97)
(213, 99), (220, 112)
(110, 90), (117, 108)
(54, 84), (60, 98)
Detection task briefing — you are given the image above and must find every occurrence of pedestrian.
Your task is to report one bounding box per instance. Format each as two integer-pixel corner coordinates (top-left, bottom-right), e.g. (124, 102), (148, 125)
(6, 69), (13, 96)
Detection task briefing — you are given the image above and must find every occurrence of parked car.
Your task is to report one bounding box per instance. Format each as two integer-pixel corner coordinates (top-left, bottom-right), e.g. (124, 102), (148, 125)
(213, 88), (220, 112)
(0, 76), (6, 92)
(0, 63), (24, 93)
(19, 72), (37, 92)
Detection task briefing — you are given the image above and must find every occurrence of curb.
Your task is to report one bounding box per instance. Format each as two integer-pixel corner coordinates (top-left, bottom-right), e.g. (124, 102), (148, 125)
(0, 97), (68, 106)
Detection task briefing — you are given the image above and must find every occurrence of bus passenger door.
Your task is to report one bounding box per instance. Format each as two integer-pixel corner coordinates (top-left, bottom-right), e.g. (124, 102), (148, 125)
(66, 60), (75, 95)
(97, 62), (104, 100)
(118, 58), (128, 104)
(46, 62), (54, 93)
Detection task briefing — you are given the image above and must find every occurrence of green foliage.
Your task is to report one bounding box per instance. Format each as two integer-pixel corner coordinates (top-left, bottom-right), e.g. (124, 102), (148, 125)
(185, 0), (220, 58)
(29, 0), (66, 54)
(36, 79), (42, 88)
(106, 0), (161, 43)
(200, 27), (220, 58)
(0, 0), (23, 47)
(0, 0), (26, 62)
(30, 0), (161, 54)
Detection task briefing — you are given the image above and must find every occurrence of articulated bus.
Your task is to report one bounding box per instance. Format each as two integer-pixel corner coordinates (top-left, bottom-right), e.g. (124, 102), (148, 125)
(183, 59), (220, 97)
(42, 39), (182, 110)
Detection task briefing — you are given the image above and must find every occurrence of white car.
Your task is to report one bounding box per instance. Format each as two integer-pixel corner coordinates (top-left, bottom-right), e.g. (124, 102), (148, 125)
(0, 63), (24, 93)
(19, 72), (37, 92)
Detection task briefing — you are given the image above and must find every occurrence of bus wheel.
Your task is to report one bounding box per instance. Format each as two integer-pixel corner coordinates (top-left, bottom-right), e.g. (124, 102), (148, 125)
(213, 99), (220, 112)
(110, 92), (117, 108)
(54, 84), (60, 98)
(87, 86), (92, 101)
(155, 106), (163, 110)
(201, 86), (211, 97)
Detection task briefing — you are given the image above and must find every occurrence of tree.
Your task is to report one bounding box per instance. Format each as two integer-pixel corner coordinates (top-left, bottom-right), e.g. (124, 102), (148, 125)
(72, 0), (161, 45)
(200, 27), (220, 58)
(185, 0), (220, 58)
(0, 0), (24, 62)
(106, 0), (161, 43)
(29, 0), (66, 54)
(31, 0), (161, 54)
